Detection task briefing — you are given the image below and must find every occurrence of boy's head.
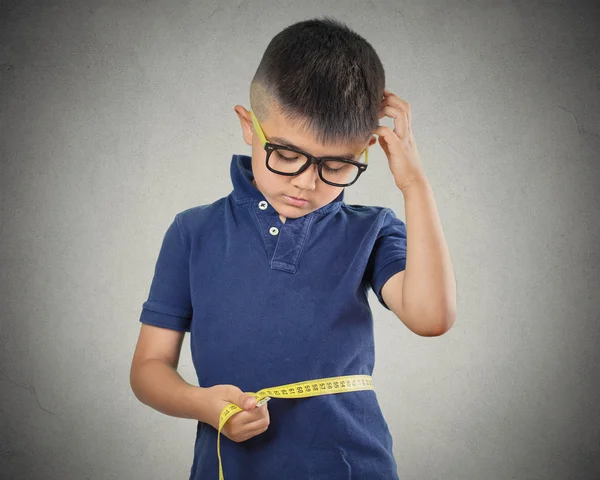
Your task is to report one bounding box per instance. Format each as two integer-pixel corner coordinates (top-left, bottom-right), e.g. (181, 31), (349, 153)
(234, 16), (385, 220)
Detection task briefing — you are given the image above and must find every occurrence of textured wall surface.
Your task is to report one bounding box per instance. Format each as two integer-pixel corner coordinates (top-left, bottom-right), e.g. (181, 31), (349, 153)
(1, 1), (599, 479)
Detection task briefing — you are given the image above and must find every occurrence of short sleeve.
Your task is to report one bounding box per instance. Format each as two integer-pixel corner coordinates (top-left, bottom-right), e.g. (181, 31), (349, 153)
(365, 208), (407, 311)
(139, 214), (193, 332)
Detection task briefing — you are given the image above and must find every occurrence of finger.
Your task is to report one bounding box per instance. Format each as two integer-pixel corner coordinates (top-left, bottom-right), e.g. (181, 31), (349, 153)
(383, 89), (408, 107)
(228, 407), (269, 440)
(232, 403), (269, 424)
(244, 412), (270, 432)
(246, 403), (269, 422)
(372, 125), (395, 139)
(222, 385), (255, 410)
(381, 91), (411, 125)
(231, 420), (269, 442)
(373, 125), (406, 157)
(246, 406), (270, 424)
(379, 106), (409, 139)
(238, 393), (257, 410)
(379, 103), (410, 137)
(243, 420), (269, 437)
(371, 126), (394, 157)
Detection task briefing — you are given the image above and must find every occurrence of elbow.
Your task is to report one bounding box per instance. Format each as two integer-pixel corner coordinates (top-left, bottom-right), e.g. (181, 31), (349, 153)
(129, 363), (138, 398)
(413, 307), (456, 337)
(130, 360), (145, 401)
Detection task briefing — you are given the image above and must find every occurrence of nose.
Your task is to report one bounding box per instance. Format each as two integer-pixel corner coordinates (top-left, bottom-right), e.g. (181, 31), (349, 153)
(291, 163), (318, 190)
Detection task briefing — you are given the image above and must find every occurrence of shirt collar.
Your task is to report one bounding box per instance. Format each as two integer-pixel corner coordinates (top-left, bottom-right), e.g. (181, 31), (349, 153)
(229, 154), (344, 214)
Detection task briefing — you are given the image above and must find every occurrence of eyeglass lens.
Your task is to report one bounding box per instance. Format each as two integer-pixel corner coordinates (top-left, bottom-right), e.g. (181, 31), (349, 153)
(268, 148), (362, 186)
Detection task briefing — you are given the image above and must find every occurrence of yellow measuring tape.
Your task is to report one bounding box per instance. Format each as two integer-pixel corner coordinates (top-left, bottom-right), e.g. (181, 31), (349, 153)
(217, 374), (373, 480)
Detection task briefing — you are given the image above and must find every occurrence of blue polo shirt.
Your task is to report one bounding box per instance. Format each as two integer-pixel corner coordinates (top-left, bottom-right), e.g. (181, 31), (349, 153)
(139, 154), (408, 479)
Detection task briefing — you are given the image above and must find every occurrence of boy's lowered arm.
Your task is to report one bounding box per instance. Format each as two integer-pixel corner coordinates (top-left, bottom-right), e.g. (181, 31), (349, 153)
(130, 324), (204, 420)
(380, 177), (457, 337)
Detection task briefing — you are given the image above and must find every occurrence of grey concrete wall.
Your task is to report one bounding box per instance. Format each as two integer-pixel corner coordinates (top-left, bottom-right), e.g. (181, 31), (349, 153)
(1, 1), (599, 479)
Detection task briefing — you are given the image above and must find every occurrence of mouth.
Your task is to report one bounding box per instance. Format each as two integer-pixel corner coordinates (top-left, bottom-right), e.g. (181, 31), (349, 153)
(283, 195), (309, 207)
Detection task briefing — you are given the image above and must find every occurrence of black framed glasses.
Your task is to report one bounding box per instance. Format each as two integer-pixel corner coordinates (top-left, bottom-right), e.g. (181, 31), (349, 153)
(251, 109), (369, 187)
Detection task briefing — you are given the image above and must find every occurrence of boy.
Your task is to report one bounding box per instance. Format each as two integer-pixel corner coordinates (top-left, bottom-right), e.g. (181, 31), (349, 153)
(130, 16), (456, 480)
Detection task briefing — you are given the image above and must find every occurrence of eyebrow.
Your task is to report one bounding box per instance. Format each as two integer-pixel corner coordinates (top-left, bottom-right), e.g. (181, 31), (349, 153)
(269, 136), (358, 161)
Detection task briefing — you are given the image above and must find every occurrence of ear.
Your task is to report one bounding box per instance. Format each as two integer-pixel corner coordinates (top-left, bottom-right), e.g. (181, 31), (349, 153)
(368, 135), (377, 147)
(234, 105), (253, 147)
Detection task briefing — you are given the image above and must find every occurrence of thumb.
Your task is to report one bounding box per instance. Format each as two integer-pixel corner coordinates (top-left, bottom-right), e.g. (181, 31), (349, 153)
(378, 135), (390, 157)
(239, 392), (257, 410)
(227, 386), (256, 410)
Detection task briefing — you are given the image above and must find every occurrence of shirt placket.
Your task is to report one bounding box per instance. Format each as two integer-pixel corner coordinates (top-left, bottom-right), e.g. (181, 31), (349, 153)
(252, 199), (311, 274)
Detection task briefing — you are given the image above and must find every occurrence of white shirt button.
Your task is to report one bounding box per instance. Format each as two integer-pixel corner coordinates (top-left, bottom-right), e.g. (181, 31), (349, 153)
(269, 227), (279, 236)
(258, 201), (268, 210)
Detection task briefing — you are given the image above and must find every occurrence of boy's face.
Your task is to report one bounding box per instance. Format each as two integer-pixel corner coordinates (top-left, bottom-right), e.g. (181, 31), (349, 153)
(235, 104), (376, 221)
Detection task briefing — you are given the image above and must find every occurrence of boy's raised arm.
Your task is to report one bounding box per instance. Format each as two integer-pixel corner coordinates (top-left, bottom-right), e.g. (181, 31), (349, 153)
(374, 90), (457, 335)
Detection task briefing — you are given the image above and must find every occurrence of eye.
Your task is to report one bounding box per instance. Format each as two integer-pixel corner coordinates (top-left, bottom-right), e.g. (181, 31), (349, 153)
(274, 150), (300, 161)
(323, 160), (351, 172)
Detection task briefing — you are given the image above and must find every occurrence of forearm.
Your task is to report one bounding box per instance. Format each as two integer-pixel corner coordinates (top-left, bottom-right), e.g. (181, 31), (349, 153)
(401, 177), (457, 329)
(130, 359), (209, 423)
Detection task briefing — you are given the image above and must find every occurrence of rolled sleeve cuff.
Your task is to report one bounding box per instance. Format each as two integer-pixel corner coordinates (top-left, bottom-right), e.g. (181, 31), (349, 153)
(372, 257), (407, 311)
(139, 306), (192, 332)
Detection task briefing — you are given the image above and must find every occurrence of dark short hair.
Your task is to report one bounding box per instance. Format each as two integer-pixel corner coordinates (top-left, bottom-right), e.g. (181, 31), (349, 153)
(250, 16), (385, 147)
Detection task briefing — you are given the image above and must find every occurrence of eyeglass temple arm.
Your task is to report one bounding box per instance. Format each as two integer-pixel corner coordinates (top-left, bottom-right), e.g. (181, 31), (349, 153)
(250, 110), (267, 147)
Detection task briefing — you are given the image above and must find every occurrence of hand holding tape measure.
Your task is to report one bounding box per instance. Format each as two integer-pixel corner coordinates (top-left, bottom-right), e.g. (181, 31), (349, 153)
(204, 374), (374, 480)
(203, 383), (272, 443)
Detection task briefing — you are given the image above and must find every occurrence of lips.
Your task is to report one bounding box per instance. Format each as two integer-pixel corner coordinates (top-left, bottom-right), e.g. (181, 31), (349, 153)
(283, 195), (309, 207)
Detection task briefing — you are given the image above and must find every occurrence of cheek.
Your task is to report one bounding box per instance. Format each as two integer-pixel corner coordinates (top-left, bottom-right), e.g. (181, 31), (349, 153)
(326, 187), (344, 204)
(252, 160), (282, 190)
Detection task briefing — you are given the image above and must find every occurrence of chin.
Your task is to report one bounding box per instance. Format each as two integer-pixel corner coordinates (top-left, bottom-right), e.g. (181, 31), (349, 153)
(279, 203), (308, 215)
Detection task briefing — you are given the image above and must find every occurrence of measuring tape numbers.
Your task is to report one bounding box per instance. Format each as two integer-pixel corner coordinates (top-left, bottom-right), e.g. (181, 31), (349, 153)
(216, 374), (374, 480)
